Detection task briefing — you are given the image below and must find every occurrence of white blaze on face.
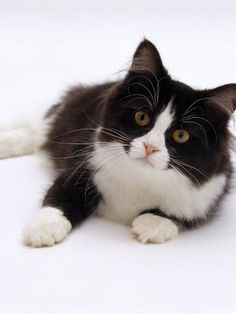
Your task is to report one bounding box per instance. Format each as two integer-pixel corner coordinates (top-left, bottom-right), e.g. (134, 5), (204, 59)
(129, 102), (174, 170)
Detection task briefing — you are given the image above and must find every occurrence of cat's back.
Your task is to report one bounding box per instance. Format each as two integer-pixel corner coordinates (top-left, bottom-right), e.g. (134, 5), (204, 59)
(43, 82), (115, 167)
(49, 82), (115, 131)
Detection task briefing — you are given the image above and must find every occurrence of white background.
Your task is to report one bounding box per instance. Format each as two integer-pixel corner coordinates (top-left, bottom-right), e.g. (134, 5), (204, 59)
(0, 1), (236, 313)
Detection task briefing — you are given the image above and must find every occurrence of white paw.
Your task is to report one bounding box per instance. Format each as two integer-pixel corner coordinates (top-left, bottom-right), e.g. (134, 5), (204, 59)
(23, 207), (72, 247)
(131, 213), (178, 244)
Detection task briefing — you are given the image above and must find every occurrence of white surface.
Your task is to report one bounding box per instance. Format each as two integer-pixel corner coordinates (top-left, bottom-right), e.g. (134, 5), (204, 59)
(0, 1), (236, 313)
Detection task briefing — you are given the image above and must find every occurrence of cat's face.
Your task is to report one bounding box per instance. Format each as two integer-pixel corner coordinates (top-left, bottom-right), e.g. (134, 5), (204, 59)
(128, 101), (173, 171)
(99, 40), (236, 185)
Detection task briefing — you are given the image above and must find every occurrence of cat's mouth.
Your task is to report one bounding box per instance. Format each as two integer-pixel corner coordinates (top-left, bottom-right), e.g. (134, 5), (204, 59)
(129, 151), (169, 171)
(133, 155), (155, 168)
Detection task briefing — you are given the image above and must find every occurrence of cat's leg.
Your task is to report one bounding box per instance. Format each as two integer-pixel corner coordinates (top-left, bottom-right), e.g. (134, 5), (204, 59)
(23, 170), (100, 247)
(131, 209), (179, 244)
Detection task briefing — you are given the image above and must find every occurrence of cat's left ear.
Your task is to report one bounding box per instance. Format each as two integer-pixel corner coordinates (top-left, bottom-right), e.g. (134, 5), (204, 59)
(208, 84), (236, 116)
(128, 39), (168, 77)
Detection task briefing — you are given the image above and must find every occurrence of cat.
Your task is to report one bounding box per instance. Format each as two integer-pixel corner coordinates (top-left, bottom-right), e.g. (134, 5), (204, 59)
(1, 39), (235, 247)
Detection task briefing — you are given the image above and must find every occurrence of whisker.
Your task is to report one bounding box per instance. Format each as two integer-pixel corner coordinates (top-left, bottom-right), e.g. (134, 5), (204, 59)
(101, 127), (131, 141)
(53, 143), (128, 160)
(114, 93), (153, 109)
(182, 97), (212, 117)
(171, 160), (200, 186)
(171, 157), (209, 180)
(63, 143), (127, 186)
(182, 115), (218, 144)
(127, 75), (156, 96)
(83, 110), (132, 142)
(52, 127), (98, 139)
(182, 120), (208, 150)
(128, 82), (155, 110)
(155, 76), (167, 105)
(83, 150), (125, 198)
(168, 161), (189, 181)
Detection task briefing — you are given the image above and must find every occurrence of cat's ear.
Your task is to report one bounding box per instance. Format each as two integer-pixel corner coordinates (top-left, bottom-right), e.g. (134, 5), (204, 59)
(208, 84), (236, 116)
(205, 84), (236, 127)
(129, 39), (167, 77)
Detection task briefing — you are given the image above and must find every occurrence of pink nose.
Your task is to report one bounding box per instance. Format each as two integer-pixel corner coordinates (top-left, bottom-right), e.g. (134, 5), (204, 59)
(144, 143), (159, 156)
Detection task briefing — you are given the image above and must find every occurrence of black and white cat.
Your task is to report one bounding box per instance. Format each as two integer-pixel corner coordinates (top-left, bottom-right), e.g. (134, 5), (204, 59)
(2, 39), (235, 247)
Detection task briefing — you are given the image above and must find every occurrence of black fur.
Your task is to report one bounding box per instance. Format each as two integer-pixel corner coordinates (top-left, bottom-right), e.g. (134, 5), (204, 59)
(43, 169), (100, 226)
(42, 39), (236, 229)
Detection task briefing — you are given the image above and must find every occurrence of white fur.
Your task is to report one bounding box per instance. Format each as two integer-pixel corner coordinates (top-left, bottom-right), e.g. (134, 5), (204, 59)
(129, 103), (173, 170)
(0, 120), (47, 159)
(23, 207), (72, 247)
(132, 213), (179, 243)
(92, 103), (227, 226)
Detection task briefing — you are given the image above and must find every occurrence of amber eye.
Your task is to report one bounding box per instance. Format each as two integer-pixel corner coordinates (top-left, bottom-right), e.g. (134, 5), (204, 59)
(134, 111), (151, 127)
(172, 129), (190, 144)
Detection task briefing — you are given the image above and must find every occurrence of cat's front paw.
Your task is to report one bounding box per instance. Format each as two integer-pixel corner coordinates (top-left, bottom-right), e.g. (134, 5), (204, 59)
(23, 207), (72, 248)
(131, 213), (178, 244)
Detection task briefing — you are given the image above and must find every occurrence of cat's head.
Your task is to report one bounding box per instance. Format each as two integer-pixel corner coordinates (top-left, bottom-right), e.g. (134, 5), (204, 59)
(99, 39), (236, 185)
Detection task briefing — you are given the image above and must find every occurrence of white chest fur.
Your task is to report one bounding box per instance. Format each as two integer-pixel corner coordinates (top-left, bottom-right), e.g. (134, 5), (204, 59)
(92, 143), (226, 225)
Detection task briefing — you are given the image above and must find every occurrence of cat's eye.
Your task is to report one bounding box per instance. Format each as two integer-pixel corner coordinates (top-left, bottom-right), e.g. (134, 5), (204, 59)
(134, 111), (151, 127)
(172, 129), (190, 144)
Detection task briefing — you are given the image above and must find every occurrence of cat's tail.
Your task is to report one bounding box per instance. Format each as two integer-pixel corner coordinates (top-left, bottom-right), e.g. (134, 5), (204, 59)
(0, 118), (47, 159)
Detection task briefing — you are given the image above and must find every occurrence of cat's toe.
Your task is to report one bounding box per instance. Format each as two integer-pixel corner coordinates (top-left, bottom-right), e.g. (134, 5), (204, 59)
(131, 213), (178, 244)
(23, 207), (72, 248)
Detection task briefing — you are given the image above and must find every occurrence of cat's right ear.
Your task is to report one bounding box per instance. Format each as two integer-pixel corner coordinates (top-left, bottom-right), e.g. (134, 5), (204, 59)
(128, 39), (168, 78)
(207, 84), (236, 116)
(204, 84), (236, 127)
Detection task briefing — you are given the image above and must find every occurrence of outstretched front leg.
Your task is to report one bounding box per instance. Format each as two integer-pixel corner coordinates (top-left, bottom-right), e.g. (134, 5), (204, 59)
(23, 170), (100, 247)
(131, 209), (179, 244)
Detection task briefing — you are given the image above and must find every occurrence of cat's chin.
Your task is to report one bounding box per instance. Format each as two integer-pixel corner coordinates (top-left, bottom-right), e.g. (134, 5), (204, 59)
(139, 158), (154, 167)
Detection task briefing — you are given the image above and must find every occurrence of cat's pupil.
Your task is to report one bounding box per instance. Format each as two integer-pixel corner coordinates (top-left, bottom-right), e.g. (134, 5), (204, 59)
(141, 114), (145, 121)
(179, 131), (184, 139)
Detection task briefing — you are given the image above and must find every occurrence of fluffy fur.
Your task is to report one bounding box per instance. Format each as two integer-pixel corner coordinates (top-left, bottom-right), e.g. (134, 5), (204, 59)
(1, 39), (235, 247)
(131, 213), (179, 244)
(0, 121), (46, 159)
(23, 207), (72, 247)
(93, 141), (227, 225)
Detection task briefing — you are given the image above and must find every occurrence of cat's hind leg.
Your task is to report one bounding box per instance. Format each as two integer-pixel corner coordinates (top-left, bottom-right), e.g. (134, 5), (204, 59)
(0, 120), (47, 159)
